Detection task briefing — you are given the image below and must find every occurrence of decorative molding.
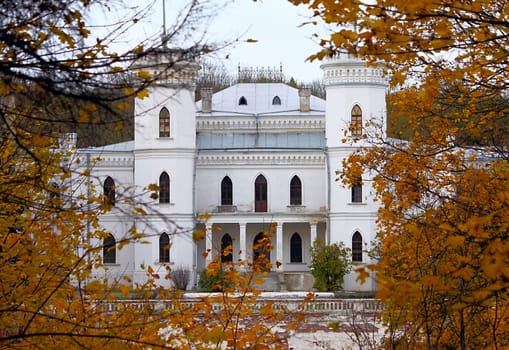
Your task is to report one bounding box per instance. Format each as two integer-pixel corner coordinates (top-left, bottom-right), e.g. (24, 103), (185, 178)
(196, 117), (325, 132)
(76, 155), (134, 168)
(323, 66), (387, 86)
(197, 153), (325, 166)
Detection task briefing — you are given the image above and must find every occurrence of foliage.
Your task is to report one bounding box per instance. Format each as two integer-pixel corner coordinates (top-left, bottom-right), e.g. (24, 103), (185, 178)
(290, 0), (509, 347)
(198, 268), (232, 292)
(309, 240), (351, 292)
(164, 228), (311, 349)
(0, 0), (306, 348)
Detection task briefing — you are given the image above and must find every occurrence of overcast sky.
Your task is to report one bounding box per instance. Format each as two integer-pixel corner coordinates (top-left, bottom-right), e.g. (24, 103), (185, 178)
(204, 0), (326, 83)
(115, 0), (328, 83)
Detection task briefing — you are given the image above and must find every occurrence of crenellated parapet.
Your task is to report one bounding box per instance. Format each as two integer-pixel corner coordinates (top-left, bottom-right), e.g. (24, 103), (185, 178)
(321, 54), (387, 87)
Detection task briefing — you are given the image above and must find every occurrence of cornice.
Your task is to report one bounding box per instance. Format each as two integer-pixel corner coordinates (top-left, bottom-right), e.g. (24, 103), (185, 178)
(196, 116), (325, 132)
(197, 153), (325, 166)
(76, 155), (134, 168)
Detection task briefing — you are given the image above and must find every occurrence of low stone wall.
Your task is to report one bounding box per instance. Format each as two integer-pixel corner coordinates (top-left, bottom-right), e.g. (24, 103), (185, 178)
(99, 295), (384, 317)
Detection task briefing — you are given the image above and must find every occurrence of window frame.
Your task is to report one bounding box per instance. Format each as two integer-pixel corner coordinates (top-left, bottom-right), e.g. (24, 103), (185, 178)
(254, 175), (268, 212)
(351, 177), (362, 203)
(221, 176), (233, 205)
(159, 172), (170, 204)
(290, 233), (303, 263)
(159, 107), (170, 138)
(290, 175), (302, 205)
(221, 233), (233, 263)
(352, 231), (363, 262)
(103, 233), (116, 264)
(159, 232), (170, 263)
(103, 176), (116, 206)
(350, 104), (362, 136)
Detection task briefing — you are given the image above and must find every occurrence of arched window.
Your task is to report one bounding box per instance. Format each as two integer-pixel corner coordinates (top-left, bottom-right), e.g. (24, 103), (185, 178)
(103, 233), (116, 264)
(254, 175), (267, 212)
(238, 96), (247, 105)
(103, 176), (115, 206)
(221, 176), (233, 205)
(352, 231), (363, 262)
(351, 104), (362, 136)
(351, 177), (362, 203)
(290, 175), (302, 205)
(253, 232), (270, 270)
(159, 172), (170, 204)
(159, 107), (170, 137)
(159, 232), (170, 263)
(272, 96), (281, 105)
(290, 233), (302, 263)
(221, 234), (233, 263)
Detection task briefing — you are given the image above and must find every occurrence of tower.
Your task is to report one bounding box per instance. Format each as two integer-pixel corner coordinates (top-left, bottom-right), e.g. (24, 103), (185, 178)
(131, 49), (200, 286)
(322, 54), (388, 291)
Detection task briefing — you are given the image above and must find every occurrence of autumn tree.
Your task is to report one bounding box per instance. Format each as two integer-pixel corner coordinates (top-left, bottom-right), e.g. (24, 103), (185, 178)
(0, 0), (244, 348)
(290, 0), (509, 348)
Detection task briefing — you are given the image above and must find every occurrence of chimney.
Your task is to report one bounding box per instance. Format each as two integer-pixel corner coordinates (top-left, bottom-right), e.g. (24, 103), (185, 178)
(201, 88), (213, 113)
(298, 87), (311, 112)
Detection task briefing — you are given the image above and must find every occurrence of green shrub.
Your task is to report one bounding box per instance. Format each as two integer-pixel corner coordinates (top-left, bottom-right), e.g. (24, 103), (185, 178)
(310, 240), (352, 292)
(198, 268), (232, 292)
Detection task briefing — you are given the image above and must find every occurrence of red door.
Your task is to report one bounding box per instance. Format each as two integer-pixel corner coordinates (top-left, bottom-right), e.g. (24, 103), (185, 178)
(255, 175), (267, 212)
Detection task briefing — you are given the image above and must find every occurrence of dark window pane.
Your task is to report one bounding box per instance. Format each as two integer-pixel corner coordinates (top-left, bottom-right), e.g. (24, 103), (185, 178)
(290, 233), (302, 263)
(290, 176), (302, 205)
(159, 172), (170, 203)
(352, 231), (363, 262)
(159, 232), (170, 263)
(103, 234), (116, 264)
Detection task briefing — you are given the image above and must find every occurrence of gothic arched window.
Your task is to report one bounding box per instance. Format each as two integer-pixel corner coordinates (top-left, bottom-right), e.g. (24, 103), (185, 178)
(103, 176), (115, 206)
(159, 172), (170, 204)
(290, 233), (302, 263)
(103, 233), (116, 264)
(253, 232), (270, 270)
(351, 104), (362, 136)
(238, 96), (247, 105)
(254, 175), (267, 212)
(221, 176), (233, 205)
(272, 96), (281, 105)
(352, 231), (363, 262)
(290, 175), (302, 205)
(221, 234), (233, 263)
(159, 232), (170, 263)
(159, 107), (170, 137)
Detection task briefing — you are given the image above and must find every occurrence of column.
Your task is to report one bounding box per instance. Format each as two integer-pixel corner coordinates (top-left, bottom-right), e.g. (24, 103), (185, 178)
(276, 222), (283, 271)
(239, 222), (246, 263)
(310, 221), (317, 245)
(205, 224), (213, 264)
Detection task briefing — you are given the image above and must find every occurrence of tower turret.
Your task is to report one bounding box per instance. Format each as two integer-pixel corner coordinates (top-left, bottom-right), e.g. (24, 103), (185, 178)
(131, 49), (200, 286)
(322, 54), (388, 292)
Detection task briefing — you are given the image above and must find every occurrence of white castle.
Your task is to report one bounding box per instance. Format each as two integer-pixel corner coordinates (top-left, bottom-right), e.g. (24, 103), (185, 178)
(73, 52), (388, 292)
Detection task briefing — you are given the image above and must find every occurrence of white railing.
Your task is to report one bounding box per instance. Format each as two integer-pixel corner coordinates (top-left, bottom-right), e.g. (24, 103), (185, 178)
(97, 298), (384, 315)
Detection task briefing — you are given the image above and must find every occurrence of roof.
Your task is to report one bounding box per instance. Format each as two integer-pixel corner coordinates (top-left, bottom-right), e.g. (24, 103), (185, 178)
(196, 83), (325, 116)
(197, 132), (325, 150)
(78, 140), (134, 153)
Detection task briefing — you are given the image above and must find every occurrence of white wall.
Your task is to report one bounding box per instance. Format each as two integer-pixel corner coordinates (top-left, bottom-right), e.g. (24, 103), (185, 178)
(196, 158), (326, 213)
